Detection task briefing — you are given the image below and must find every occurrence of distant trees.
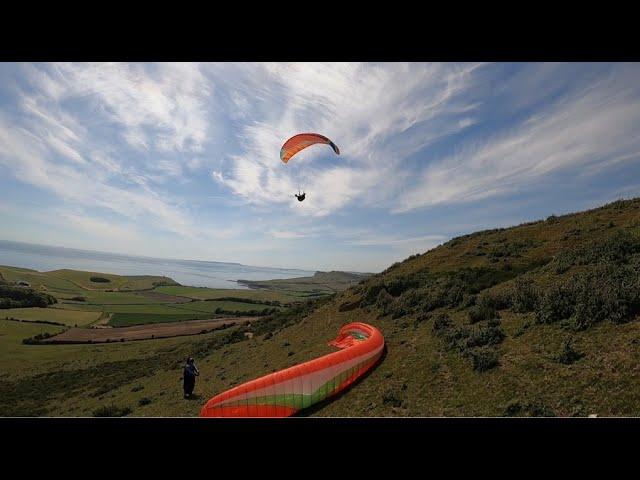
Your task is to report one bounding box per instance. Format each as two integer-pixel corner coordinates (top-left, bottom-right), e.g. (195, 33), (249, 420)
(89, 276), (111, 283)
(0, 283), (57, 309)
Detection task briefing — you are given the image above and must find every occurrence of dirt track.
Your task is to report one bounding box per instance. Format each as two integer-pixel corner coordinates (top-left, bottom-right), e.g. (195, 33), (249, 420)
(41, 317), (258, 344)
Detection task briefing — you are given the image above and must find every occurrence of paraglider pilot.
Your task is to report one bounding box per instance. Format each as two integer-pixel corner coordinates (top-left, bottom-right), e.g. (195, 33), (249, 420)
(181, 357), (200, 399)
(294, 192), (306, 202)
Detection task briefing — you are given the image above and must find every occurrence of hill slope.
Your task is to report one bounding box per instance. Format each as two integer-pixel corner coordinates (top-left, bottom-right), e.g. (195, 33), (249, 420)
(2, 198), (639, 417)
(191, 198), (640, 417)
(238, 271), (371, 296)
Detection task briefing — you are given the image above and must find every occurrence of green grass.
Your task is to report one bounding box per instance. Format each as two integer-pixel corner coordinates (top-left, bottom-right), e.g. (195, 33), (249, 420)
(66, 303), (187, 314)
(44, 269), (178, 291)
(155, 286), (296, 302)
(171, 300), (282, 314)
(238, 271), (370, 296)
(59, 290), (163, 305)
(3, 198), (640, 417)
(109, 312), (213, 327)
(0, 320), (68, 378)
(0, 307), (101, 326)
(0, 266), (80, 292)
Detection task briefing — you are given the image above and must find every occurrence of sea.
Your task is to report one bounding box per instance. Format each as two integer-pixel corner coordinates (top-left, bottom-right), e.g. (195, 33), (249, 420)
(0, 240), (315, 289)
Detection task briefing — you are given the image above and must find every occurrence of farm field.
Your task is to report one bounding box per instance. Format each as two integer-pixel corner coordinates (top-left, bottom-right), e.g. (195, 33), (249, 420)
(0, 307), (101, 326)
(155, 285), (296, 303)
(43, 317), (256, 343)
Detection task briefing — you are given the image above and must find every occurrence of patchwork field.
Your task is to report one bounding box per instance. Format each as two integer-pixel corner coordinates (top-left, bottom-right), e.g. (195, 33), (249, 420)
(1, 307), (101, 326)
(155, 286), (297, 302)
(43, 317), (256, 343)
(0, 262), (367, 417)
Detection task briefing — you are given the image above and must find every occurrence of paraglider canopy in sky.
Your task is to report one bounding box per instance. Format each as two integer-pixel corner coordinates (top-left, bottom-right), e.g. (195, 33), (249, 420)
(280, 133), (340, 164)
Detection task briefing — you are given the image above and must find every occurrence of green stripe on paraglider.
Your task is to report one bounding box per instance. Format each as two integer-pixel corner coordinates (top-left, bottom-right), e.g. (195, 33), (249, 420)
(219, 353), (379, 410)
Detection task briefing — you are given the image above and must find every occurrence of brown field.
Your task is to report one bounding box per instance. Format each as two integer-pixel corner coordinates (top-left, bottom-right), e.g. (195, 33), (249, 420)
(42, 317), (260, 344)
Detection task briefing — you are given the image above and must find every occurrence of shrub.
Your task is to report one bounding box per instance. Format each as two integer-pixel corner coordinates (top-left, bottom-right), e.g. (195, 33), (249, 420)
(478, 290), (511, 310)
(510, 277), (539, 313)
(138, 397), (152, 406)
(465, 324), (505, 348)
(460, 294), (477, 309)
(468, 305), (499, 324)
(432, 313), (452, 333)
(504, 401), (555, 417)
(553, 230), (640, 273)
(536, 283), (575, 324)
(382, 388), (404, 408)
(338, 300), (361, 312)
(469, 348), (500, 372)
(536, 263), (640, 329)
(513, 322), (531, 338)
(89, 277), (111, 283)
(555, 338), (584, 364)
(92, 405), (132, 417)
(0, 284), (57, 309)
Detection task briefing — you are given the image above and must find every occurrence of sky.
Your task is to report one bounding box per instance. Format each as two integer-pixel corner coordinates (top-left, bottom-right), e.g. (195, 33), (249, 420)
(1, 62), (640, 273)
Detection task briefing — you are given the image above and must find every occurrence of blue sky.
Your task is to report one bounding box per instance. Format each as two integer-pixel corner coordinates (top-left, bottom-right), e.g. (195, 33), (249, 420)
(1, 62), (640, 272)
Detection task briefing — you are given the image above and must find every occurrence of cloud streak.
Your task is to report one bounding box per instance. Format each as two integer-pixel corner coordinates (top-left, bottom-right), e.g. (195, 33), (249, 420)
(394, 67), (640, 212)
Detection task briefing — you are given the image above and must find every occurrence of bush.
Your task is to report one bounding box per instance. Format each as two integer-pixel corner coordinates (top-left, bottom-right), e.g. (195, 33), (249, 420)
(469, 348), (500, 372)
(89, 277), (111, 283)
(536, 263), (640, 329)
(504, 401), (555, 417)
(459, 294), (477, 309)
(570, 264), (640, 329)
(555, 338), (584, 365)
(465, 323), (505, 348)
(468, 305), (499, 324)
(382, 388), (404, 408)
(338, 299), (361, 312)
(536, 283), (575, 325)
(22, 332), (53, 344)
(432, 313), (452, 333)
(477, 291), (510, 310)
(138, 397), (152, 406)
(0, 284), (57, 309)
(553, 230), (640, 273)
(92, 405), (132, 417)
(510, 277), (539, 313)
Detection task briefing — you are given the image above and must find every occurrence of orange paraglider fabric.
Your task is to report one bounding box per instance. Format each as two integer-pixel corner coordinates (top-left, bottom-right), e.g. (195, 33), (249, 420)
(280, 133), (340, 163)
(200, 322), (384, 417)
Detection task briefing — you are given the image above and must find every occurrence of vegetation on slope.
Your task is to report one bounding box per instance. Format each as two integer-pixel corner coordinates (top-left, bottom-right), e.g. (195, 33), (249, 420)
(0, 281), (57, 309)
(1, 198), (639, 417)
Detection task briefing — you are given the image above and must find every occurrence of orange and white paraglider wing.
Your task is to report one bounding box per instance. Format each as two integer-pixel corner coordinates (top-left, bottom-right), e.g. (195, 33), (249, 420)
(280, 133), (340, 164)
(200, 322), (384, 418)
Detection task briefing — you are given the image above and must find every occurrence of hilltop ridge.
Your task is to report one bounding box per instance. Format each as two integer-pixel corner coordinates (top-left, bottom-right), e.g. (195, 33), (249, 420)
(206, 197), (640, 416)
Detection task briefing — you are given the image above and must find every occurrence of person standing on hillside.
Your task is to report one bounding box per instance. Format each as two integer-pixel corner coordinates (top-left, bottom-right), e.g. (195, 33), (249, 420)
(181, 357), (199, 399)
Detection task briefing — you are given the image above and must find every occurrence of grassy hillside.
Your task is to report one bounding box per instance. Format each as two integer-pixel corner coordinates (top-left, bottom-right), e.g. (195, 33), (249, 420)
(238, 271), (371, 296)
(1, 198), (639, 417)
(155, 286), (297, 303)
(0, 266), (285, 328)
(179, 197), (640, 417)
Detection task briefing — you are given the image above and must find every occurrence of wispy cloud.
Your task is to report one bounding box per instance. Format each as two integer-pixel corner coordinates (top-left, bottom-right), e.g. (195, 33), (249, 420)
(394, 67), (640, 212)
(212, 62), (484, 216)
(2, 62), (640, 273)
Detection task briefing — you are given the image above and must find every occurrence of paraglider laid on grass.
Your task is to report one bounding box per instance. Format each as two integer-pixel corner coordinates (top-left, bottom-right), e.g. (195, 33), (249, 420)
(200, 322), (384, 417)
(280, 133), (340, 202)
